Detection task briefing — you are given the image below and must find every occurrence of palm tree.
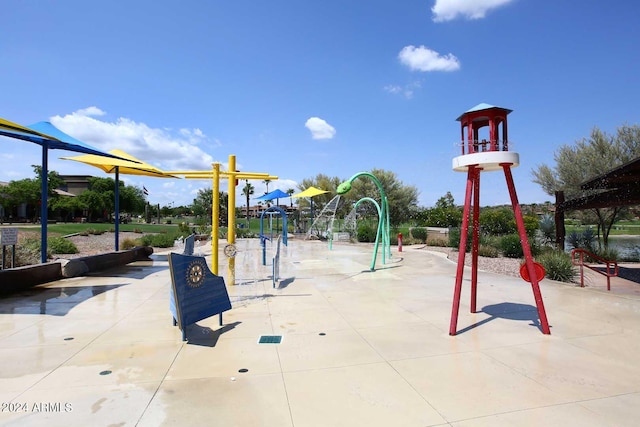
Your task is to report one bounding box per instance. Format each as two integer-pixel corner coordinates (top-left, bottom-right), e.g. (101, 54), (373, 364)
(287, 188), (295, 208)
(263, 179), (271, 195)
(242, 181), (254, 224)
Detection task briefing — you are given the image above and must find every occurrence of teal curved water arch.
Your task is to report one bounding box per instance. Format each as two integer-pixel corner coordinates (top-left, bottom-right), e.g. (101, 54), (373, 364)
(337, 172), (391, 271)
(260, 206), (288, 265)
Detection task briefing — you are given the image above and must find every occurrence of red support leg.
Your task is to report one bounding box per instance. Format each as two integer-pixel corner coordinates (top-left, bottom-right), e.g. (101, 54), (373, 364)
(450, 166), (476, 335)
(502, 164), (551, 335)
(471, 168), (480, 313)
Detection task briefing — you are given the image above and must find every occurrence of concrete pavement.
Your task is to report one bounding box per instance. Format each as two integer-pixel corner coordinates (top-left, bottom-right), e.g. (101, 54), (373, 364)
(1, 238), (639, 426)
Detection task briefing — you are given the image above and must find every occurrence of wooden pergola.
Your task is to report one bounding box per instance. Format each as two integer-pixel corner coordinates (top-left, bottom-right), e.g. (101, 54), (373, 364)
(555, 156), (640, 249)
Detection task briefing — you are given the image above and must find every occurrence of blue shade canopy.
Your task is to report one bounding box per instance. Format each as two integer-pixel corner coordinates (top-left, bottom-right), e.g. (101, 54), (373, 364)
(28, 121), (137, 160)
(255, 189), (290, 201)
(0, 118), (132, 264)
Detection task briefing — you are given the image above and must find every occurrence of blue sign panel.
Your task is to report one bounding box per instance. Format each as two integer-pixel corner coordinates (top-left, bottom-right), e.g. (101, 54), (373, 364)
(168, 252), (232, 341)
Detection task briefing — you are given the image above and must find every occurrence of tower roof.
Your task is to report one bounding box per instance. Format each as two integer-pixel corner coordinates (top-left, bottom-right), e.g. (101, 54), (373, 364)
(457, 103), (512, 121)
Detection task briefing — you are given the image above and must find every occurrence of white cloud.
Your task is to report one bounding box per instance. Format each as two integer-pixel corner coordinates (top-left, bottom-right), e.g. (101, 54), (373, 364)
(50, 107), (216, 171)
(304, 117), (336, 140)
(398, 45), (460, 72)
(432, 0), (515, 22)
(384, 85), (403, 95)
(384, 81), (422, 99)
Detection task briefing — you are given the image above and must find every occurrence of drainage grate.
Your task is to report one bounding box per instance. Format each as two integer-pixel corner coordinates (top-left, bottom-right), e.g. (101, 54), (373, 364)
(258, 335), (283, 344)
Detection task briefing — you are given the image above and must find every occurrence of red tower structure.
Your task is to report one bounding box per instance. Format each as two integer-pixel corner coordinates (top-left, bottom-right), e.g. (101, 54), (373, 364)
(449, 103), (550, 335)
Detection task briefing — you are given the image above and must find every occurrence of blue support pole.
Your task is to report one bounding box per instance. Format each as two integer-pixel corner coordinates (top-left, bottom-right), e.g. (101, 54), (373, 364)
(40, 146), (48, 264)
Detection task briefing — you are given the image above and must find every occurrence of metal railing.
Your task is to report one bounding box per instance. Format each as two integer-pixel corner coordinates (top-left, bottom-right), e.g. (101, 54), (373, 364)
(455, 140), (513, 155)
(571, 248), (618, 291)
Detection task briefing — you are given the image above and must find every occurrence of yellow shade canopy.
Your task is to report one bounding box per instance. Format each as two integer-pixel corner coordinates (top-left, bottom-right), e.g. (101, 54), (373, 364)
(291, 186), (329, 198)
(61, 149), (177, 177)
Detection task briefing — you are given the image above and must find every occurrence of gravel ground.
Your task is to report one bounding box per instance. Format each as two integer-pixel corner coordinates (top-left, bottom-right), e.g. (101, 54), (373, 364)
(416, 245), (523, 278)
(53, 232), (178, 260)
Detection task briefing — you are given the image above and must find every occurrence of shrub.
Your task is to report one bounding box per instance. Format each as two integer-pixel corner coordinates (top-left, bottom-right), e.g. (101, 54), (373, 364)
(410, 227), (428, 243)
(357, 222), (377, 243)
(538, 213), (555, 244)
(426, 237), (448, 247)
(478, 244), (500, 258)
(448, 227), (471, 251)
(236, 228), (256, 238)
(594, 247), (619, 262)
(8, 239), (41, 267)
(48, 237), (79, 254)
(120, 238), (140, 250)
(178, 222), (191, 234)
(500, 234), (523, 258)
(84, 228), (105, 235)
(536, 251), (577, 283)
(133, 227), (144, 234)
(144, 233), (178, 248)
(567, 227), (596, 252)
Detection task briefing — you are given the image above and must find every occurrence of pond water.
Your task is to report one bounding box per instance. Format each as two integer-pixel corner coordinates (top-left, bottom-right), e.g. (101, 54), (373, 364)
(566, 235), (640, 260)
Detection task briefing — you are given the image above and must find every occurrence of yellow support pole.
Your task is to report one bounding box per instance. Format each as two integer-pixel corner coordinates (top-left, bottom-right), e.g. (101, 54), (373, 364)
(166, 157), (277, 286)
(227, 155), (237, 286)
(212, 162), (220, 275)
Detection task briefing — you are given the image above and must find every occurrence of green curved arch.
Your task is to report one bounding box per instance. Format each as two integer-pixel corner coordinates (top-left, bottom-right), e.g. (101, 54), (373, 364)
(338, 172), (391, 271)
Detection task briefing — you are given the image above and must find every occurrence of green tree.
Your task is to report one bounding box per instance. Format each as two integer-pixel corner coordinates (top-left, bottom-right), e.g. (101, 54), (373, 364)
(418, 192), (462, 228)
(50, 194), (87, 222)
(287, 188), (295, 207)
(298, 174), (342, 215)
(192, 188), (213, 220)
(263, 179), (271, 195)
(75, 177), (116, 221)
(242, 181), (254, 222)
(119, 184), (146, 214)
(532, 124), (640, 247)
(479, 207), (516, 235)
(3, 178), (39, 220)
(191, 188), (228, 226)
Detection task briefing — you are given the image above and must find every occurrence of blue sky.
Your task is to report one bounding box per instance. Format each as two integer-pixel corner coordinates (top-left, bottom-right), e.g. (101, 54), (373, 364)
(2, 0), (639, 208)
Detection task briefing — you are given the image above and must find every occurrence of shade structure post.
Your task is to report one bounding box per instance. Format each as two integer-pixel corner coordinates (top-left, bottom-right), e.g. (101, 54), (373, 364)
(114, 167), (120, 251)
(227, 155), (237, 286)
(212, 163), (220, 275)
(40, 146), (48, 264)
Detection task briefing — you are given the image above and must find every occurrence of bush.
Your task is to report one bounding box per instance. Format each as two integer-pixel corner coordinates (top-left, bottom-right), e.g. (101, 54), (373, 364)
(48, 237), (79, 254)
(567, 227), (596, 252)
(236, 228), (256, 238)
(120, 238), (140, 250)
(448, 227), (471, 251)
(500, 234), (523, 258)
(357, 222), (377, 243)
(536, 251), (577, 283)
(538, 213), (555, 244)
(84, 228), (105, 235)
(595, 246), (619, 262)
(478, 244), (500, 258)
(139, 233), (177, 248)
(410, 227), (428, 243)
(6, 238), (40, 267)
(426, 238), (448, 247)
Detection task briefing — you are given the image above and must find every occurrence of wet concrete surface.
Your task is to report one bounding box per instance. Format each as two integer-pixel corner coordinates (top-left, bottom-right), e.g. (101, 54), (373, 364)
(1, 238), (640, 426)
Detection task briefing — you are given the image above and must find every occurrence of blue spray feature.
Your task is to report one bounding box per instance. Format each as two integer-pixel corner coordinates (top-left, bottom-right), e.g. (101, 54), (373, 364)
(260, 206), (288, 265)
